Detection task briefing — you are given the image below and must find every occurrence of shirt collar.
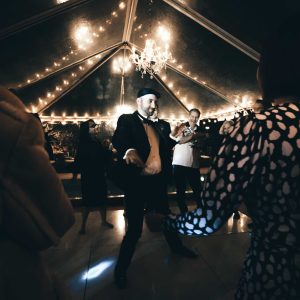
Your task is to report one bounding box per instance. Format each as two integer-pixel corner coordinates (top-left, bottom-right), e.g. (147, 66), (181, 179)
(137, 109), (148, 119)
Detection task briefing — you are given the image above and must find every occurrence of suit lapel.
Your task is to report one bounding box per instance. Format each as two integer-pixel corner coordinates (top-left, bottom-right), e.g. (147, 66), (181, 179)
(132, 111), (149, 149)
(154, 120), (169, 145)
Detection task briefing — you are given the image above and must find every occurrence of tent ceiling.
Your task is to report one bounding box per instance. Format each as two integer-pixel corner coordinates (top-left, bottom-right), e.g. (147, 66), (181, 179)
(0, 0), (299, 118)
(43, 54), (189, 118)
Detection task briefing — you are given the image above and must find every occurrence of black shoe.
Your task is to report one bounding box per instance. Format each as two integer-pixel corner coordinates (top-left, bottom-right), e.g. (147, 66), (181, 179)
(233, 212), (240, 220)
(114, 272), (127, 289)
(173, 246), (198, 259)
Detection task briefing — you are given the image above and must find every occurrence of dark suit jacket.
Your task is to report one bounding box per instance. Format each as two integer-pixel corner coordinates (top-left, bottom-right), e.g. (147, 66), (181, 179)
(111, 111), (175, 183)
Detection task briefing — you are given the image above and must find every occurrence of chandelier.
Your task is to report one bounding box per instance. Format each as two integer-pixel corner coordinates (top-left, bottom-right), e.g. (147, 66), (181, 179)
(129, 39), (172, 78)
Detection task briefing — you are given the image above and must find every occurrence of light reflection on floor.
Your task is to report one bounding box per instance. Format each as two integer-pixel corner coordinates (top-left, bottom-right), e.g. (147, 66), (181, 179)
(43, 206), (252, 300)
(110, 206), (251, 236)
(82, 259), (115, 280)
(225, 212), (250, 234)
(114, 209), (126, 235)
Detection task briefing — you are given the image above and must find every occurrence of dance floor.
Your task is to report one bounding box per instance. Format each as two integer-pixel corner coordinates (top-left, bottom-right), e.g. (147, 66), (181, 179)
(43, 203), (251, 300)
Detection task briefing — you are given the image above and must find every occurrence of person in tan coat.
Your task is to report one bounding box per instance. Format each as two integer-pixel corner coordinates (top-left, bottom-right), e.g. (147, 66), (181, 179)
(0, 87), (75, 299)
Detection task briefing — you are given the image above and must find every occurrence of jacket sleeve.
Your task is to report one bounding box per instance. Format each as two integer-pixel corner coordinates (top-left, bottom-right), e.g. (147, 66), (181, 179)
(2, 114), (75, 248)
(112, 114), (135, 159)
(165, 122), (177, 149)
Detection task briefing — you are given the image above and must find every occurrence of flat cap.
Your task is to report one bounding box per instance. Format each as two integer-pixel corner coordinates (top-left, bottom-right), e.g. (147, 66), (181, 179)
(137, 88), (161, 99)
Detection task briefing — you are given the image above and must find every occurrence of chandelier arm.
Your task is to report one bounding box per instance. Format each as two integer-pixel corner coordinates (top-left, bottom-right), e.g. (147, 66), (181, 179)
(128, 41), (172, 78)
(153, 73), (189, 113)
(38, 44), (123, 113)
(122, 0), (139, 43)
(16, 41), (124, 90)
(0, 0), (95, 41)
(162, 0), (260, 62)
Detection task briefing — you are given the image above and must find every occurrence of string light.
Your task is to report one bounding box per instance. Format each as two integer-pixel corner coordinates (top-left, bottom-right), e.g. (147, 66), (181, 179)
(29, 54), (101, 112)
(132, 13), (256, 111)
(156, 26), (171, 43)
(115, 104), (134, 115)
(158, 75), (254, 121)
(119, 2), (126, 10)
(19, 2), (125, 89)
(112, 56), (132, 74)
(73, 21), (94, 50)
(40, 111), (191, 125)
(28, 2), (254, 119)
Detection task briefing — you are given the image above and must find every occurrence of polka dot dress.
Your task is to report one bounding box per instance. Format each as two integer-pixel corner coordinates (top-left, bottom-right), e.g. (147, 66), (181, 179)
(166, 102), (300, 299)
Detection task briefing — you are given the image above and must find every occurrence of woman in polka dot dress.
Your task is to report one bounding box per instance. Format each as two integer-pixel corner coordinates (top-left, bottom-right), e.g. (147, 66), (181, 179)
(165, 17), (300, 299)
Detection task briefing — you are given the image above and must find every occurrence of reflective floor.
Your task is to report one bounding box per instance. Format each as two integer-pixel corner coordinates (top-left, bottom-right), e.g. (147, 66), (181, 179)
(43, 204), (251, 300)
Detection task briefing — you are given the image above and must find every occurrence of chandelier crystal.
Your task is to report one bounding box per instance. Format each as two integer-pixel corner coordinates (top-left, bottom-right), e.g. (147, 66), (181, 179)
(129, 39), (172, 78)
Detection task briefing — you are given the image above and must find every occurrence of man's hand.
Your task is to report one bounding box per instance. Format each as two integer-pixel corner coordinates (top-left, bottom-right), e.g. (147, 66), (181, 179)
(178, 131), (207, 144)
(124, 149), (145, 168)
(178, 134), (194, 144)
(171, 123), (186, 138)
(141, 163), (161, 175)
(193, 132), (208, 139)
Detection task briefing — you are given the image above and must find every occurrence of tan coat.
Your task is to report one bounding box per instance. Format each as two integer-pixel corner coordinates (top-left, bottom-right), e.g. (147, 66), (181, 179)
(0, 87), (75, 300)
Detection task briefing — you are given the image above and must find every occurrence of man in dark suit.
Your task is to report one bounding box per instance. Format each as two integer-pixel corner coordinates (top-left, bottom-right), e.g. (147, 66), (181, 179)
(112, 88), (197, 289)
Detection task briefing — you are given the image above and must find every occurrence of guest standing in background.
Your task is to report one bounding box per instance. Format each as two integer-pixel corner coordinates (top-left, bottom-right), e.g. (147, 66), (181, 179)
(32, 113), (54, 160)
(74, 119), (114, 234)
(170, 108), (205, 213)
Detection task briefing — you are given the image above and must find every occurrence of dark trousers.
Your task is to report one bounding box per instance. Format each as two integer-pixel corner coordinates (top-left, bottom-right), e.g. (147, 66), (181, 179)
(173, 165), (201, 213)
(115, 173), (183, 274)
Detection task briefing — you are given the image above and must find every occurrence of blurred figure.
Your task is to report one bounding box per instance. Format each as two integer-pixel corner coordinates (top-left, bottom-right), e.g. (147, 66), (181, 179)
(32, 113), (54, 160)
(165, 15), (300, 299)
(218, 119), (234, 135)
(0, 87), (75, 299)
(74, 119), (113, 234)
(102, 138), (115, 166)
(252, 98), (268, 113)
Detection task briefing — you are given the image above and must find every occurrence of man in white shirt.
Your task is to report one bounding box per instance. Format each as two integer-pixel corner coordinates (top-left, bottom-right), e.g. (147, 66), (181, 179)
(170, 108), (204, 213)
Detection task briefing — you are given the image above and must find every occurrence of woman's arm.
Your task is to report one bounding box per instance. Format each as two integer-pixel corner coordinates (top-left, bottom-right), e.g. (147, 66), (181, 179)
(166, 117), (263, 236)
